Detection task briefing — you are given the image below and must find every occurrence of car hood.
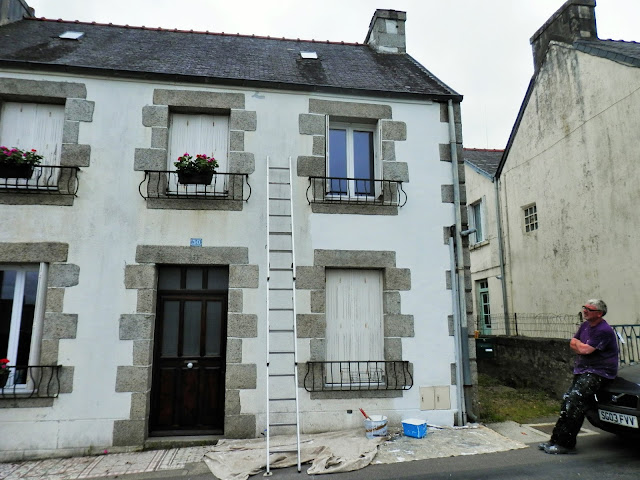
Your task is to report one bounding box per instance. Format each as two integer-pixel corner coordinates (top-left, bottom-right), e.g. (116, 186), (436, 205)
(606, 363), (640, 394)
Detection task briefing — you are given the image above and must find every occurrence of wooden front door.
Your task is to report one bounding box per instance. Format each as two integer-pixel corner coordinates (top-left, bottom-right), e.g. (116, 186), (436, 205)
(150, 266), (228, 436)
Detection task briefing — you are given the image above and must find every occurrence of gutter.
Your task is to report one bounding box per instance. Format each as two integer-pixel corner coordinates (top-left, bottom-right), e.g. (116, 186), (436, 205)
(447, 99), (470, 426)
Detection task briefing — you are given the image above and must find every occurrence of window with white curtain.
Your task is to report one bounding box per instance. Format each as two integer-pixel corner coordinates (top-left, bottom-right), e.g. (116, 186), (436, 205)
(325, 269), (384, 384)
(0, 265), (46, 388)
(167, 113), (229, 193)
(0, 102), (64, 187)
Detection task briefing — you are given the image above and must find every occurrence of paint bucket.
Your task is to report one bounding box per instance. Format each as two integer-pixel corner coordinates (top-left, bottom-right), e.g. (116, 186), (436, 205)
(364, 415), (388, 439)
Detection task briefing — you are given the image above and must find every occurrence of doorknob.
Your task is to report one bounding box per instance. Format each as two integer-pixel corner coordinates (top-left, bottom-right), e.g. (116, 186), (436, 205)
(186, 362), (193, 369)
(185, 361), (197, 368)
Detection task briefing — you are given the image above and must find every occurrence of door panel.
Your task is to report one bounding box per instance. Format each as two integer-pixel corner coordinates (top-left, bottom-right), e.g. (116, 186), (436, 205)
(150, 266), (228, 436)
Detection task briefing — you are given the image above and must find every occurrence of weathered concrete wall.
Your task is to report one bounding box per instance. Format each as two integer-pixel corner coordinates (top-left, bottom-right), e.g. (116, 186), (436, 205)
(477, 336), (574, 399)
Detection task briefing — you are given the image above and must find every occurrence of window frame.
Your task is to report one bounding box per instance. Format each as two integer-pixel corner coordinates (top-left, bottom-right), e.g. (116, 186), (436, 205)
(469, 198), (486, 244)
(326, 120), (381, 199)
(477, 279), (491, 335)
(523, 203), (538, 233)
(0, 263), (47, 391)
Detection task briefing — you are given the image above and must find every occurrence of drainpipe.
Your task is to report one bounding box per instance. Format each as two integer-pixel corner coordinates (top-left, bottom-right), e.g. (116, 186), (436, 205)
(494, 179), (510, 334)
(447, 100), (469, 426)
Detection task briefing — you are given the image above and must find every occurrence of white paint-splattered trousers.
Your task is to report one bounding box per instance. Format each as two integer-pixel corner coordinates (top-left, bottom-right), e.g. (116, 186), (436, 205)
(550, 373), (606, 449)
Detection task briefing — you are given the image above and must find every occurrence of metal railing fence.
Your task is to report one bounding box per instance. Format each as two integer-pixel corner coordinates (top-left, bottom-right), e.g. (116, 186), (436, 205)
(303, 361), (413, 392)
(0, 365), (62, 399)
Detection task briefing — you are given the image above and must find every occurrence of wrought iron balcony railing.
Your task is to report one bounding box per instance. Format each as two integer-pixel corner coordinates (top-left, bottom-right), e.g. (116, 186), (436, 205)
(306, 176), (407, 207)
(0, 165), (79, 196)
(139, 170), (251, 202)
(304, 361), (413, 392)
(0, 365), (62, 399)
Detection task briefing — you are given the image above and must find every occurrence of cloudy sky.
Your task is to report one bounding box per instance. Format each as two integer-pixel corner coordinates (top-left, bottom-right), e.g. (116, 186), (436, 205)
(26, 0), (640, 149)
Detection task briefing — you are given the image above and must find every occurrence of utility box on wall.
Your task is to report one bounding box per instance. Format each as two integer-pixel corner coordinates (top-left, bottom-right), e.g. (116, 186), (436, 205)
(420, 386), (451, 410)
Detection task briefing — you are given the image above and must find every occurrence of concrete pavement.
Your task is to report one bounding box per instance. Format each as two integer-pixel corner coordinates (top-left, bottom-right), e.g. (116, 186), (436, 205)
(0, 421), (587, 480)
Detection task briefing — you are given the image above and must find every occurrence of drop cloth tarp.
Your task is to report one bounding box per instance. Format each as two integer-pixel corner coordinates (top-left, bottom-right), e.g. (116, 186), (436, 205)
(203, 430), (386, 480)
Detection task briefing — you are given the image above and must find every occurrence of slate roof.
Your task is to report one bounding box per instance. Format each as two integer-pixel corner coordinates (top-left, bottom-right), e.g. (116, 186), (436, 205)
(575, 39), (640, 68)
(463, 148), (503, 178)
(0, 17), (461, 101)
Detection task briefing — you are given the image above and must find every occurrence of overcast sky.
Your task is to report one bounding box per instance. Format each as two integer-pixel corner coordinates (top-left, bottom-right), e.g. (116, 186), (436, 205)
(25, 0), (640, 149)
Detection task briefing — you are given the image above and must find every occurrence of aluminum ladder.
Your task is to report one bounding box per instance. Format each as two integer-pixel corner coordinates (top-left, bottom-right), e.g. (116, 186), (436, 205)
(264, 156), (301, 475)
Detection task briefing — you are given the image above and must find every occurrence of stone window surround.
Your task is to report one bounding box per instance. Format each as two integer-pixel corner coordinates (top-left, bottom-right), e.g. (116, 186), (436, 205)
(0, 78), (94, 206)
(297, 98), (409, 215)
(134, 89), (257, 211)
(296, 249), (413, 399)
(0, 242), (77, 408)
(114, 245), (260, 446)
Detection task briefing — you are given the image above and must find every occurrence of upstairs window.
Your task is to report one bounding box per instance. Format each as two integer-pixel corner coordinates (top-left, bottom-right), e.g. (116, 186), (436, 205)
(0, 102), (64, 186)
(168, 113), (229, 193)
(327, 122), (380, 198)
(469, 198), (486, 244)
(524, 204), (538, 232)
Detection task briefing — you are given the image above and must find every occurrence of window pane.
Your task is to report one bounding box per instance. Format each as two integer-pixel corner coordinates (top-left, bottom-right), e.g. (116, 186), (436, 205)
(329, 129), (347, 194)
(353, 131), (374, 196)
(158, 267), (181, 290)
(186, 268), (204, 290)
(16, 271), (38, 368)
(205, 301), (222, 356)
(183, 301), (201, 356)
(207, 268), (229, 290)
(161, 301), (180, 357)
(473, 204), (483, 242)
(0, 270), (16, 357)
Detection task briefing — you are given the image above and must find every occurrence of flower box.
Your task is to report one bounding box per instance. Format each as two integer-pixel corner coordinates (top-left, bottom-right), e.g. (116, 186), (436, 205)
(177, 171), (214, 185)
(0, 163), (35, 179)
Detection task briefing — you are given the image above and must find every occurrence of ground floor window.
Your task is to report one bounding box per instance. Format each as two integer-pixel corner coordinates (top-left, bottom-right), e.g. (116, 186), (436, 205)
(0, 265), (45, 386)
(325, 269), (383, 385)
(477, 279), (491, 335)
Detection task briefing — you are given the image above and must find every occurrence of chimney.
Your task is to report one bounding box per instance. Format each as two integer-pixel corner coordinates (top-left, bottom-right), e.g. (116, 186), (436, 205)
(0, 0), (34, 26)
(530, 0), (597, 71)
(365, 9), (406, 54)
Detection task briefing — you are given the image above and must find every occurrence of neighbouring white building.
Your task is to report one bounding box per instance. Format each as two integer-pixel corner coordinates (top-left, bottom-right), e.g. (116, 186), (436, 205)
(0, 0), (474, 461)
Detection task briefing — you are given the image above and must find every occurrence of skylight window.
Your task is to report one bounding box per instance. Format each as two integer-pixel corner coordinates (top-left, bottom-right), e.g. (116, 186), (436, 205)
(300, 51), (318, 59)
(59, 31), (85, 40)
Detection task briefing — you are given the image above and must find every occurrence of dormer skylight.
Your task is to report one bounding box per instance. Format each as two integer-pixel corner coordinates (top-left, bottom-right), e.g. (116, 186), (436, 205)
(300, 51), (318, 59)
(59, 31), (85, 40)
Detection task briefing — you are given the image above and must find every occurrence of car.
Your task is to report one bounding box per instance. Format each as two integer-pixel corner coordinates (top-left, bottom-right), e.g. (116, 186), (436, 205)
(585, 363), (640, 436)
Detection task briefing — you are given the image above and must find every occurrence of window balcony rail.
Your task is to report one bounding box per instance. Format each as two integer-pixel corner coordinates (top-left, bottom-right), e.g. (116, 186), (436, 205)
(139, 170), (251, 202)
(304, 361), (413, 392)
(0, 365), (62, 399)
(306, 176), (407, 207)
(0, 165), (79, 196)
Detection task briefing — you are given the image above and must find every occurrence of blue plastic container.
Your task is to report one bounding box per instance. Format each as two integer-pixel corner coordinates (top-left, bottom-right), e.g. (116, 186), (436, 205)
(402, 418), (427, 438)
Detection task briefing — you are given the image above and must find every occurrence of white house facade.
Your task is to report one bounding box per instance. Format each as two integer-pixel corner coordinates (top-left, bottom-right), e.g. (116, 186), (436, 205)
(0, 0), (473, 461)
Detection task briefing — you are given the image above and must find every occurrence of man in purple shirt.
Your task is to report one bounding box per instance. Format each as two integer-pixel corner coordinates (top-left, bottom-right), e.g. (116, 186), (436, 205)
(539, 299), (618, 454)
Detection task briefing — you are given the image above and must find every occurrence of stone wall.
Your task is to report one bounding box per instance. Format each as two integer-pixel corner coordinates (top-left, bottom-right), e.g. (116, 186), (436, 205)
(477, 336), (575, 399)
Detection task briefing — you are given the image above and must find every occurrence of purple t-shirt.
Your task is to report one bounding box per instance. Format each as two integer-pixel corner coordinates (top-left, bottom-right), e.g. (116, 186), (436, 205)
(573, 319), (619, 379)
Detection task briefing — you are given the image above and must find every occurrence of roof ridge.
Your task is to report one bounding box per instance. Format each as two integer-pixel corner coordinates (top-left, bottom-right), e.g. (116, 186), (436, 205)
(464, 148), (504, 152)
(24, 16), (362, 46)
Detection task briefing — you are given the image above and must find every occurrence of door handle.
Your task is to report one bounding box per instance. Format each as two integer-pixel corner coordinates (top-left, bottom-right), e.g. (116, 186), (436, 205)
(185, 361), (198, 369)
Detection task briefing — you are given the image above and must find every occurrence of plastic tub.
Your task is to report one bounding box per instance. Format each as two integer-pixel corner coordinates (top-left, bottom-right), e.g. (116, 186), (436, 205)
(402, 418), (427, 438)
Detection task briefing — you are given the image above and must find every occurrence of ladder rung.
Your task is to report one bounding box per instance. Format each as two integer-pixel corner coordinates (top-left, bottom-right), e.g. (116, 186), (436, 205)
(269, 214), (291, 217)
(269, 329), (294, 333)
(269, 181), (291, 185)
(270, 423), (297, 427)
(269, 308), (293, 311)
(269, 373), (295, 377)
(269, 397), (296, 401)
(269, 288), (293, 291)
(269, 232), (292, 235)
(270, 268), (293, 271)
(269, 449), (299, 454)
(269, 166), (289, 170)
(269, 197), (290, 200)
(269, 249), (292, 252)
(269, 351), (295, 355)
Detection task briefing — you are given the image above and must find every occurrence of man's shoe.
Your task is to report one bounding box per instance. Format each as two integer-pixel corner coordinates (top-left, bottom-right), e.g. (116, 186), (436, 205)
(538, 442), (553, 451)
(544, 444), (576, 455)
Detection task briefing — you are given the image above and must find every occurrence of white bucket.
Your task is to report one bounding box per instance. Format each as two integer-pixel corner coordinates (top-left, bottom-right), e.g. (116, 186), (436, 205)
(364, 415), (388, 439)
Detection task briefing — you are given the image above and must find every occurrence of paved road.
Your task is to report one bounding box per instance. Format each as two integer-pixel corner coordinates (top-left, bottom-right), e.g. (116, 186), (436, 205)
(149, 429), (639, 480)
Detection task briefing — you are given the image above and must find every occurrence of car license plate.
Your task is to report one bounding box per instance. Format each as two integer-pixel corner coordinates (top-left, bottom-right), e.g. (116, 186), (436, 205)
(598, 409), (639, 428)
